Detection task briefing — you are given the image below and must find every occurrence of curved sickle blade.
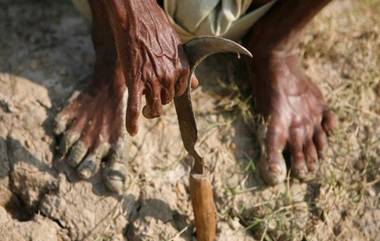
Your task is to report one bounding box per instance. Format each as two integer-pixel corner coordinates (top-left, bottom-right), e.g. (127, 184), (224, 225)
(184, 36), (253, 75)
(175, 36), (252, 173)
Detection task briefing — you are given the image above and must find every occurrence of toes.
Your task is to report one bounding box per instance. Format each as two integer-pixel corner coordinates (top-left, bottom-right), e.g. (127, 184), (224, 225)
(54, 92), (82, 135)
(77, 143), (110, 179)
(290, 150), (308, 180)
(77, 158), (99, 179)
(66, 141), (88, 167)
(322, 110), (336, 135)
(59, 130), (80, 157)
(258, 122), (287, 185)
(304, 139), (319, 178)
(54, 113), (73, 135)
(313, 127), (327, 159)
(288, 129), (308, 180)
(103, 146), (128, 193)
(260, 156), (287, 185)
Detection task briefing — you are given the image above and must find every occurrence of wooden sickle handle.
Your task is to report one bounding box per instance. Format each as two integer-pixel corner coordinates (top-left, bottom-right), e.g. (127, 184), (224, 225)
(190, 173), (216, 241)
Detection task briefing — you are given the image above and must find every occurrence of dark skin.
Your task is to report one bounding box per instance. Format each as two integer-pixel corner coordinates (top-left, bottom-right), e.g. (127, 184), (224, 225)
(103, 0), (198, 134)
(246, 0), (336, 184)
(55, 0), (128, 191)
(56, 0), (197, 192)
(55, 0), (336, 192)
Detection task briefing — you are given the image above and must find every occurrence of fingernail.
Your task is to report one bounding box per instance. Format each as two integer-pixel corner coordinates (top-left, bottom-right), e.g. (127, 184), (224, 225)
(142, 105), (151, 118)
(127, 124), (138, 136)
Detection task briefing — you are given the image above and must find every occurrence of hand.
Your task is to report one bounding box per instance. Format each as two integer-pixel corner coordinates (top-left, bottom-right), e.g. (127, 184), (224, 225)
(106, 0), (197, 135)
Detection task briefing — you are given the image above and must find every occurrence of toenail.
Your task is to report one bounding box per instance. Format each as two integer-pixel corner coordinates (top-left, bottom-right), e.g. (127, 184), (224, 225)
(78, 159), (97, 179)
(268, 164), (283, 175)
(317, 151), (324, 159)
(308, 161), (317, 172)
(259, 158), (287, 186)
(79, 167), (92, 179)
(104, 175), (125, 193)
(67, 141), (87, 167)
(293, 166), (308, 179)
(60, 132), (80, 155)
(103, 167), (126, 193)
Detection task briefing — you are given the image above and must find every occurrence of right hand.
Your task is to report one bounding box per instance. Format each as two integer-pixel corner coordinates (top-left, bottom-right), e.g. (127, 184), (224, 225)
(106, 0), (198, 136)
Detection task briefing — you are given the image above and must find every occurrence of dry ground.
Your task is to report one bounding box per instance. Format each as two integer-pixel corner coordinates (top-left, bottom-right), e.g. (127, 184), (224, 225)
(0, 0), (379, 240)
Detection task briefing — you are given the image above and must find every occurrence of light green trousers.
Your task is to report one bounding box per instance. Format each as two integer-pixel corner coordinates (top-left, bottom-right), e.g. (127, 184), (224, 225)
(164, 0), (276, 41)
(72, 0), (276, 41)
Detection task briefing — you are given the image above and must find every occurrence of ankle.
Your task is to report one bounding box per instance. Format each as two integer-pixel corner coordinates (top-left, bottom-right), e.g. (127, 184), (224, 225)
(247, 32), (299, 60)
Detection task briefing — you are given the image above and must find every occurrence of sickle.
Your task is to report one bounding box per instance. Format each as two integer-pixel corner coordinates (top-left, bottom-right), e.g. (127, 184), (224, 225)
(174, 36), (252, 174)
(174, 36), (252, 241)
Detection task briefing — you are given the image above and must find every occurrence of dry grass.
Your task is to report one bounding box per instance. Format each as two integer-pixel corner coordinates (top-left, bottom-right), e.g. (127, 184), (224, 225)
(205, 0), (380, 240)
(1, 0), (378, 240)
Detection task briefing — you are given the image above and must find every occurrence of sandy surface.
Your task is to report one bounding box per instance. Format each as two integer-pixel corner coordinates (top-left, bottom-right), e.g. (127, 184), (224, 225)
(0, 0), (379, 240)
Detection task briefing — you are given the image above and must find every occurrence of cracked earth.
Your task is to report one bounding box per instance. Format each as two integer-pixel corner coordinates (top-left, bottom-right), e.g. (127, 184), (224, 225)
(0, 0), (379, 241)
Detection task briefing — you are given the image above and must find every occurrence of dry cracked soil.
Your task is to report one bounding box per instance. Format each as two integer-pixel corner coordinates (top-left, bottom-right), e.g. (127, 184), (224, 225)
(0, 0), (379, 241)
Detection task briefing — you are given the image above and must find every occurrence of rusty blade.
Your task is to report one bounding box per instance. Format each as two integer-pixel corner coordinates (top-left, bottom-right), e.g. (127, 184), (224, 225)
(174, 37), (252, 174)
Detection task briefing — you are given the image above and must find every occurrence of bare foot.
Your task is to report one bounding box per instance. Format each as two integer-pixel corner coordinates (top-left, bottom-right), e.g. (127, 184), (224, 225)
(54, 0), (195, 193)
(55, 67), (128, 192)
(251, 53), (336, 184)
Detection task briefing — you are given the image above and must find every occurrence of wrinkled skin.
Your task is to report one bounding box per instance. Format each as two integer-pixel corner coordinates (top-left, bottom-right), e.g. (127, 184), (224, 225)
(249, 53), (336, 184)
(104, 0), (196, 135)
(55, 0), (195, 192)
(55, 0), (336, 192)
(246, 0), (336, 184)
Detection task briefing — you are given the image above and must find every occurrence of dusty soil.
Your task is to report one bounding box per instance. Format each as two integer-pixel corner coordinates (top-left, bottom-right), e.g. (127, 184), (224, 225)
(0, 0), (379, 240)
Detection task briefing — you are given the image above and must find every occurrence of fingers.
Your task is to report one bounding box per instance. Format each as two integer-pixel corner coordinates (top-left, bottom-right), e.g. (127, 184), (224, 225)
(142, 82), (162, 119)
(126, 85), (143, 136)
(161, 83), (175, 105)
(157, 71), (198, 105)
(141, 69), (197, 120)
(191, 74), (199, 89)
(130, 50), (197, 133)
(174, 72), (199, 95)
(175, 68), (190, 97)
